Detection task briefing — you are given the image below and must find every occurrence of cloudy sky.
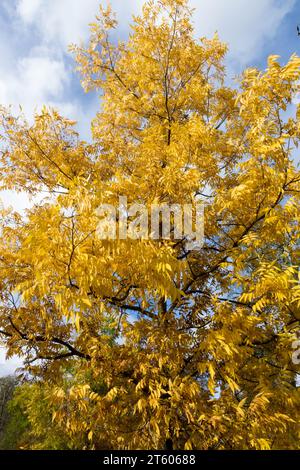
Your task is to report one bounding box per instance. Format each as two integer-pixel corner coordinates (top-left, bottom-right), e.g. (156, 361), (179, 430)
(0, 0), (299, 376)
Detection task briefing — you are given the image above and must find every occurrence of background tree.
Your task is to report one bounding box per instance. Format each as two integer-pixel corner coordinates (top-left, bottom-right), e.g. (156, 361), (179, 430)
(0, 376), (17, 447)
(0, 0), (299, 449)
(0, 368), (111, 450)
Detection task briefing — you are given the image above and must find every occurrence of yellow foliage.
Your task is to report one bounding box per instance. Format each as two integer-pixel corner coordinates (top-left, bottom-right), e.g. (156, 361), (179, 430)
(0, 0), (299, 450)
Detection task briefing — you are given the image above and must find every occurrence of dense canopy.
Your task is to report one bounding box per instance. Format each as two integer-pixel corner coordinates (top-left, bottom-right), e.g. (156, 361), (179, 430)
(0, 0), (299, 450)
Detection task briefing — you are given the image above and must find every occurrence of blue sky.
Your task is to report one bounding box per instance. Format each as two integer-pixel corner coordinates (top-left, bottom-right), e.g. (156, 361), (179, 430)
(0, 0), (300, 375)
(0, 0), (299, 136)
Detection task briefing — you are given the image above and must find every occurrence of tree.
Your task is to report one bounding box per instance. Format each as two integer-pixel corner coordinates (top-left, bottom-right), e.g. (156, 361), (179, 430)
(0, 0), (299, 450)
(0, 376), (17, 447)
(0, 379), (31, 450)
(0, 369), (110, 450)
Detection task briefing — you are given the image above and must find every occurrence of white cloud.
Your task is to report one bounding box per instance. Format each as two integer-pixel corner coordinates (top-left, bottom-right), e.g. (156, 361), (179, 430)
(16, 0), (295, 66)
(20, 56), (67, 98)
(191, 0), (295, 65)
(17, 0), (105, 47)
(0, 348), (23, 377)
(17, 0), (43, 23)
(16, 0), (144, 48)
(0, 52), (70, 115)
(9, 0), (294, 130)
